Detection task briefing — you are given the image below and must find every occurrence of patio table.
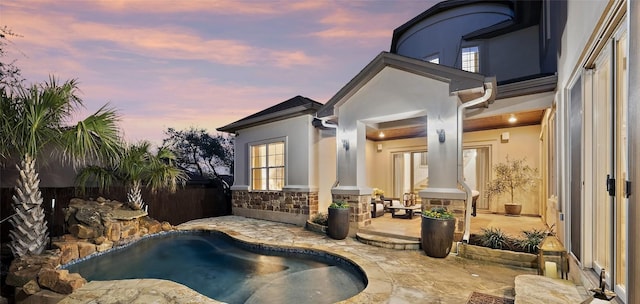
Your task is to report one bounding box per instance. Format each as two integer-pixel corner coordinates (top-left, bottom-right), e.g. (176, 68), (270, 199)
(387, 204), (422, 219)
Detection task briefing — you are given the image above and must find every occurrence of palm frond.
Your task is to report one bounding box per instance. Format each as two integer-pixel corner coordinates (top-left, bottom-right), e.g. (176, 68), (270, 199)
(59, 105), (123, 167)
(75, 165), (119, 195)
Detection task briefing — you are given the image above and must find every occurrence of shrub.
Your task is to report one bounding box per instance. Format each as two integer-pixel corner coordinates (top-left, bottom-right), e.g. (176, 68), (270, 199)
(480, 227), (512, 250)
(329, 201), (349, 209)
(423, 207), (454, 219)
(311, 213), (328, 226)
(518, 228), (547, 253)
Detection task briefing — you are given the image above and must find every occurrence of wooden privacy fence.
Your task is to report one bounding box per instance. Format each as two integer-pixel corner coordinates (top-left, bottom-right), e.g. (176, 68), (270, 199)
(0, 182), (231, 244)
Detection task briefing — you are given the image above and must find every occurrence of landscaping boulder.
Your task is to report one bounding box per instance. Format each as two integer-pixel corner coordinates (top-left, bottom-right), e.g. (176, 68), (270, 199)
(104, 221), (121, 242)
(6, 251), (61, 287)
(69, 224), (99, 239)
(14, 289), (66, 304)
(22, 280), (41, 295)
(120, 220), (139, 239)
(51, 241), (79, 265)
(161, 221), (173, 231)
(140, 216), (162, 234)
(77, 241), (96, 258)
(38, 269), (86, 294)
(96, 240), (114, 252)
(75, 207), (102, 227)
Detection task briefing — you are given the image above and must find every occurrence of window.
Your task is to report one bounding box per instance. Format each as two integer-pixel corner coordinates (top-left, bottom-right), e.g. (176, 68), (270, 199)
(251, 141), (285, 190)
(424, 54), (439, 64)
(461, 46), (479, 73)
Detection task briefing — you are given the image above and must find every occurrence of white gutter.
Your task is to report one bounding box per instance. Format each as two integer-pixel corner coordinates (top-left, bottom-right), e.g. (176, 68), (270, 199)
(457, 80), (495, 242)
(320, 119), (338, 129)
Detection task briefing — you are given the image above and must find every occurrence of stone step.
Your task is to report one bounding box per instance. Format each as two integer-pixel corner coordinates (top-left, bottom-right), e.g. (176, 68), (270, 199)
(355, 232), (420, 250)
(514, 274), (589, 304)
(357, 229), (420, 241)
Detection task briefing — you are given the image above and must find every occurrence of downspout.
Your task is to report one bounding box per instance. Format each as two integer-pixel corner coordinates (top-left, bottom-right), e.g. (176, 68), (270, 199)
(457, 80), (495, 242)
(315, 115), (340, 196)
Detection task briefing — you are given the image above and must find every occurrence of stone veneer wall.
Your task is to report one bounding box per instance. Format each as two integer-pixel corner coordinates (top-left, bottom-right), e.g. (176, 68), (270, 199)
(332, 194), (372, 234)
(422, 197), (466, 241)
(231, 190), (319, 225)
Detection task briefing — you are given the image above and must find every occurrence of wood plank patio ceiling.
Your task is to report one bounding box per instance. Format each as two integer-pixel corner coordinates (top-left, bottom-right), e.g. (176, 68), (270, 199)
(366, 110), (545, 141)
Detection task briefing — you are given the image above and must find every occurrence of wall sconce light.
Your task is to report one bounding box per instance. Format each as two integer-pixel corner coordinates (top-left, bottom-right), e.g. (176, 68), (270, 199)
(508, 114), (517, 123)
(437, 129), (445, 143)
(342, 139), (349, 151)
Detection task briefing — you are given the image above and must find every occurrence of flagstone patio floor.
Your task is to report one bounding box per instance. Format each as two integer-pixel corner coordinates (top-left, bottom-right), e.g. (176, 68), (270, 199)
(61, 215), (540, 303)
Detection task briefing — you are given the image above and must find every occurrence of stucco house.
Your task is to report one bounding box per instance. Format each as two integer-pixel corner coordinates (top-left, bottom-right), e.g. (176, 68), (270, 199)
(219, 0), (639, 302)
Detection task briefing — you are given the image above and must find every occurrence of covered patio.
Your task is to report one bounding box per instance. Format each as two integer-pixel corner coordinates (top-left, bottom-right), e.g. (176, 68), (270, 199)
(316, 52), (498, 242)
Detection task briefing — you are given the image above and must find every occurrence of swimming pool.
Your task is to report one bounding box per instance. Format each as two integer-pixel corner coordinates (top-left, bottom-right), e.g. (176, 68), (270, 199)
(63, 231), (366, 303)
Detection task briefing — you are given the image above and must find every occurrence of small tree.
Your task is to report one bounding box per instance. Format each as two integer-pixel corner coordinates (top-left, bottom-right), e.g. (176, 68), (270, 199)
(486, 156), (538, 205)
(76, 141), (187, 210)
(1, 77), (122, 257)
(162, 127), (233, 188)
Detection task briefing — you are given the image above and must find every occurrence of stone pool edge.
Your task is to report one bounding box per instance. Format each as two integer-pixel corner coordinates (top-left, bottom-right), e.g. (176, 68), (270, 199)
(176, 222), (393, 304)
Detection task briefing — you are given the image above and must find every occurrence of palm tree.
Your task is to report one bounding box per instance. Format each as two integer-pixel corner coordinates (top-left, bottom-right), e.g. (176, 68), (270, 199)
(0, 77), (122, 257)
(76, 141), (187, 211)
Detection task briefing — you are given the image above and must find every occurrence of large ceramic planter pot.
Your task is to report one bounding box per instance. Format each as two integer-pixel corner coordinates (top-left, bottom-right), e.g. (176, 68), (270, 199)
(421, 215), (455, 258)
(327, 207), (349, 240)
(504, 204), (522, 216)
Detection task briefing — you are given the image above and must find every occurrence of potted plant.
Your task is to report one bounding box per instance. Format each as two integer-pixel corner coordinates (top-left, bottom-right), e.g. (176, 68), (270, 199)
(372, 188), (385, 200)
(486, 156), (538, 216)
(421, 207), (455, 258)
(327, 201), (350, 240)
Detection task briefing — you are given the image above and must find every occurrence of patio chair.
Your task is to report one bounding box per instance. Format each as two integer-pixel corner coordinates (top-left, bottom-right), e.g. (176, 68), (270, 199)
(371, 199), (385, 218)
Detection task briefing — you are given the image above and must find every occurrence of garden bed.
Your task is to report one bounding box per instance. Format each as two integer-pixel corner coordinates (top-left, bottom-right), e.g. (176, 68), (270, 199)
(305, 220), (327, 235)
(458, 242), (538, 268)
(460, 233), (539, 268)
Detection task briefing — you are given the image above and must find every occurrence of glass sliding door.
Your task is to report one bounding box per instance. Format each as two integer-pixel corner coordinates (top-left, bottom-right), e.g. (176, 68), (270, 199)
(587, 26), (628, 301)
(592, 43), (613, 282)
(392, 151), (427, 198)
(412, 152), (428, 193)
(569, 75), (583, 262)
(463, 147), (490, 209)
(613, 29), (628, 301)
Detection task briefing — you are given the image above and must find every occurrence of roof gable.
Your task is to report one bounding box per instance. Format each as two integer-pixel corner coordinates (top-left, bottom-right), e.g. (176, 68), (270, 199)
(317, 52), (489, 118)
(217, 95), (322, 133)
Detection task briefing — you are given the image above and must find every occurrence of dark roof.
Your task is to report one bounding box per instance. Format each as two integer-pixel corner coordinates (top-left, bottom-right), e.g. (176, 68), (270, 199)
(217, 95), (323, 133)
(390, 0), (515, 52)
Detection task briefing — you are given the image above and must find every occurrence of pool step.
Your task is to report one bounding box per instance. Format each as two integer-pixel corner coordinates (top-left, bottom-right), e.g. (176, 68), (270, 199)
(355, 231), (421, 250)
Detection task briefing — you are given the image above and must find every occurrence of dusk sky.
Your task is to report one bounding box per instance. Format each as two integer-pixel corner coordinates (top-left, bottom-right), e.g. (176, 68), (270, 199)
(2, 0), (438, 146)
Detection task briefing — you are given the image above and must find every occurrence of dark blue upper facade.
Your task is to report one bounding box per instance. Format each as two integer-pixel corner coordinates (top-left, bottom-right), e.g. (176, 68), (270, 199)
(391, 0), (560, 85)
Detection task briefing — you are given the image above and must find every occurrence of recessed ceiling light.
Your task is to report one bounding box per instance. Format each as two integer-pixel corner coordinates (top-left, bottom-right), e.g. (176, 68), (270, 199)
(508, 114), (517, 123)
(379, 131), (385, 138)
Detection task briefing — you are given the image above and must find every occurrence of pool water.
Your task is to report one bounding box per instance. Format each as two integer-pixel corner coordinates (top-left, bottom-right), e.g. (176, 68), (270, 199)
(64, 231), (366, 303)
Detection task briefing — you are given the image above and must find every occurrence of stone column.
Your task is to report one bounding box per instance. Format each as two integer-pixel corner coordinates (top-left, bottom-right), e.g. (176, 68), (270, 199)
(420, 189), (467, 241)
(332, 193), (372, 235)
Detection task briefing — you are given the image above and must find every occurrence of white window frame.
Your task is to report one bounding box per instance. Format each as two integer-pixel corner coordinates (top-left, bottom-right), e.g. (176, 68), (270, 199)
(461, 46), (480, 73)
(250, 139), (286, 191)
